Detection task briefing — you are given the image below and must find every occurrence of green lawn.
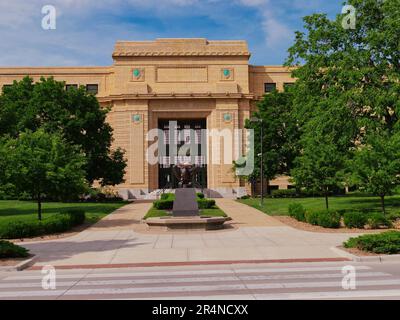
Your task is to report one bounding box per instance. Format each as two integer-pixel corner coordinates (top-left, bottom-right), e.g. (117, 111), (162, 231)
(0, 200), (128, 226)
(238, 195), (400, 216)
(144, 207), (227, 219)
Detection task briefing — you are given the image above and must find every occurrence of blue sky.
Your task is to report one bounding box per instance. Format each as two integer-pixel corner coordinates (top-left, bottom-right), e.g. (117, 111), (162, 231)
(0, 0), (344, 66)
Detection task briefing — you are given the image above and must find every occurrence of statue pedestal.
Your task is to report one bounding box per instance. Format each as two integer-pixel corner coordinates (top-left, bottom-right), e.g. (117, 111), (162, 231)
(172, 188), (199, 217)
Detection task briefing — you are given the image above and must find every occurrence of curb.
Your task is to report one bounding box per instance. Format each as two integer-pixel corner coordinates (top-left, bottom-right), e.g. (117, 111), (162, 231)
(331, 246), (400, 263)
(0, 256), (37, 272)
(28, 257), (350, 270)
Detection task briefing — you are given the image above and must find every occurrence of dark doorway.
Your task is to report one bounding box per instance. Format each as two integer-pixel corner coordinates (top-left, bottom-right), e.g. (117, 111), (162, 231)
(158, 119), (207, 189)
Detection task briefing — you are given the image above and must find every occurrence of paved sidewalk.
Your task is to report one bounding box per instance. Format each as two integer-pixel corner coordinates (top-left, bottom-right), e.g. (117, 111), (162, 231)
(215, 199), (285, 227)
(18, 200), (356, 268)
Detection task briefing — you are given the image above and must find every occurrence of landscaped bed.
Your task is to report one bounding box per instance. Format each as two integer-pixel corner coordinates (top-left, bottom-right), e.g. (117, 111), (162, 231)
(343, 231), (400, 255)
(0, 200), (128, 240)
(238, 196), (400, 233)
(144, 193), (227, 219)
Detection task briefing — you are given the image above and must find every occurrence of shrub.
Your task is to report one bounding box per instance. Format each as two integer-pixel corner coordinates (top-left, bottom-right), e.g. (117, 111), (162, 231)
(0, 240), (29, 259)
(83, 188), (123, 202)
(0, 211), (86, 239)
(343, 212), (368, 229)
(305, 211), (320, 225)
(288, 203), (306, 222)
(239, 195), (250, 199)
(196, 193), (205, 199)
(160, 193), (175, 201)
(316, 211), (341, 229)
(367, 213), (393, 229)
(387, 212), (400, 222)
(66, 210), (86, 226)
(344, 231), (400, 254)
(271, 189), (298, 198)
(197, 199), (216, 209)
(153, 199), (174, 210)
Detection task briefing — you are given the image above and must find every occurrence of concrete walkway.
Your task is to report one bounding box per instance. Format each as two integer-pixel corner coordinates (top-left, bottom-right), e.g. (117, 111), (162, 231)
(18, 200), (356, 268)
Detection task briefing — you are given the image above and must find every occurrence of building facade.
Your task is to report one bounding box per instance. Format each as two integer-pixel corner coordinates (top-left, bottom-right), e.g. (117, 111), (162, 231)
(0, 38), (295, 199)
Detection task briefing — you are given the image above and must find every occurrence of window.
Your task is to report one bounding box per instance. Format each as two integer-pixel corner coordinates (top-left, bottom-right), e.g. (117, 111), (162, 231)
(86, 84), (99, 95)
(284, 83), (294, 91)
(66, 84), (78, 91)
(264, 83), (276, 93)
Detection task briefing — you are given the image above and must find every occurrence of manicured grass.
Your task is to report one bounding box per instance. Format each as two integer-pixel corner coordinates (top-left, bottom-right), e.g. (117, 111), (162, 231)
(144, 207), (227, 219)
(238, 195), (400, 216)
(0, 200), (128, 227)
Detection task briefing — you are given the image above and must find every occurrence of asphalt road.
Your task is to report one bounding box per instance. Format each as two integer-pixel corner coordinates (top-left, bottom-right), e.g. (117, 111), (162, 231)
(1, 261), (400, 300)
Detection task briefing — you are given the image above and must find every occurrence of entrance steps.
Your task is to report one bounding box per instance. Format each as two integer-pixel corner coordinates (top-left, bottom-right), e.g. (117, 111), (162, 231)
(118, 187), (248, 200)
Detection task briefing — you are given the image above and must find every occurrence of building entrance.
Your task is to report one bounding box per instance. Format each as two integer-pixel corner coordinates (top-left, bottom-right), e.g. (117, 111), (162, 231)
(158, 119), (207, 189)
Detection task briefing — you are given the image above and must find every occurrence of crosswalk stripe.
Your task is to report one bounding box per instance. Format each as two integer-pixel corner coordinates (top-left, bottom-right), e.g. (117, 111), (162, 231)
(0, 272), (390, 289)
(0, 277), (400, 299)
(3, 265), (371, 281)
(255, 289), (400, 300)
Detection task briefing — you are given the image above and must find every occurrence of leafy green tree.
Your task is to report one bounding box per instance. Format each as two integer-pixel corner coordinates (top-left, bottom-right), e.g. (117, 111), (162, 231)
(0, 77), (126, 186)
(244, 89), (300, 194)
(351, 132), (400, 214)
(286, 0), (400, 143)
(291, 135), (345, 209)
(285, 0), (400, 203)
(3, 130), (87, 220)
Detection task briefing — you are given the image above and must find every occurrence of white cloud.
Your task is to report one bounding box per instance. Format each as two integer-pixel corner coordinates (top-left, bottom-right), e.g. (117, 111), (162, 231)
(261, 11), (293, 48)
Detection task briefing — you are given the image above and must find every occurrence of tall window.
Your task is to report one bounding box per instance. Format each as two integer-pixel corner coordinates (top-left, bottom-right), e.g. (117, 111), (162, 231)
(264, 83), (276, 93)
(86, 84), (99, 95)
(66, 84), (78, 91)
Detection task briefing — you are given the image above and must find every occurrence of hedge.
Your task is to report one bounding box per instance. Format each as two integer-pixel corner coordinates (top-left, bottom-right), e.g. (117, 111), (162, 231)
(197, 199), (216, 209)
(0, 240), (30, 259)
(343, 212), (368, 229)
(343, 212), (392, 229)
(344, 231), (400, 254)
(271, 189), (298, 198)
(288, 203), (306, 222)
(315, 211), (341, 229)
(367, 213), (393, 229)
(0, 210), (86, 239)
(153, 198), (215, 210)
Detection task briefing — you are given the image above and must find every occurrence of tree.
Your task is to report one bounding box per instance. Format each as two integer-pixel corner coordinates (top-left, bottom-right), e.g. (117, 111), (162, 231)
(291, 134), (345, 209)
(243, 89), (300, 194)
(285, 0), (400, 203)
(351, 132), (400, 214)
(3, 130), (87, 220)
(0, 77), (126, 186)
(286, 0), (400, 144)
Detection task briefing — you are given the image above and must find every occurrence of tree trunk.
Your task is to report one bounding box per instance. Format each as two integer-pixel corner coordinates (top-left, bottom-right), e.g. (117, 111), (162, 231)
(380, 195), (386, 215)
(325, 188), (329, 210)
(37, 193), (42, 221)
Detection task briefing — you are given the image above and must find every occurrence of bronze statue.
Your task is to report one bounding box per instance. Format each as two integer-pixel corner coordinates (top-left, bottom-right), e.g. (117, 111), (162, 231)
(172, 162), (201, 188)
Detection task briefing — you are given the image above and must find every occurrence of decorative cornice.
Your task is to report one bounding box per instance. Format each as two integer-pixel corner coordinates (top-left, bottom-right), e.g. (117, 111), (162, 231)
(113, 38), (251, 58)
(98, 92), (255, 102)
(113, 51), (251, 57)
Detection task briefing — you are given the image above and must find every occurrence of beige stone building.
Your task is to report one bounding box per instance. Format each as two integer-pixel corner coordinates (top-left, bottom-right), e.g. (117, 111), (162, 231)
(0, 38), (294, 199)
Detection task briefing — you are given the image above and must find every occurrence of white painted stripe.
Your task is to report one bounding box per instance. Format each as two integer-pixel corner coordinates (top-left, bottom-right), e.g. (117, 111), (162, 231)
(1, 278), (400, 298)
(255, 289), (400, 300)
(0, 272), (389, 289)
(247, 279), (400, 290)
(4, 266), (371, 281)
